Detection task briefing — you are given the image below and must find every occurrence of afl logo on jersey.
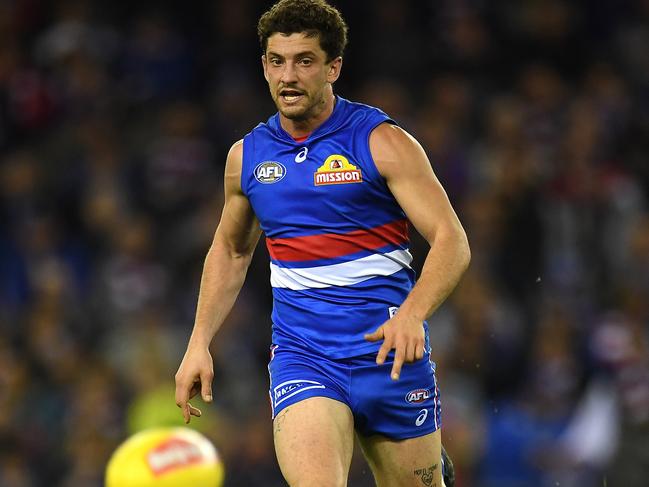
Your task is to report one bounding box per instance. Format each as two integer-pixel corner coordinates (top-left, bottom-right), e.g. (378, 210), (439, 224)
(255, 161), (286, 184)
(314, 154), (362, 186)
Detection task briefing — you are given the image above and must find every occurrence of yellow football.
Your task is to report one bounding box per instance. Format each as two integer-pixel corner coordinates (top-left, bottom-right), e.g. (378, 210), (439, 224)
(105, 427), (224, 487)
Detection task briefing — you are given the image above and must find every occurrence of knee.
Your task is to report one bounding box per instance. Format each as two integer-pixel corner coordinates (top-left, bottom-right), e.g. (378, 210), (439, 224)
(291, 480), (346, 487)
(288, 469), (347, 487)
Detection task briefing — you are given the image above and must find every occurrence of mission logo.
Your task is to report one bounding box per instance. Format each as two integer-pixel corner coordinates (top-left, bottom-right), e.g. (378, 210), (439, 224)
(314, 154), (362, 186)
(255, 161), (286, 184)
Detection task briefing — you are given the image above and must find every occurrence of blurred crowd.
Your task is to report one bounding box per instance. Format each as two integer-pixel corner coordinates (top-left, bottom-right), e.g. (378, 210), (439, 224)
(1, 0), (648, 486)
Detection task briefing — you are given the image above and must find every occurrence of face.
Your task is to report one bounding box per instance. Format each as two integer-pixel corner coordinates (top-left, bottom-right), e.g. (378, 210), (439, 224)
(262, 32), (342, 122)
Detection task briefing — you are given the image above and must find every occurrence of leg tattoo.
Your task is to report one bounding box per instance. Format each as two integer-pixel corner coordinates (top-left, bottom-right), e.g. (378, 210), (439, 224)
(273, 407), (290, 435)
(414, 463), (439, 487)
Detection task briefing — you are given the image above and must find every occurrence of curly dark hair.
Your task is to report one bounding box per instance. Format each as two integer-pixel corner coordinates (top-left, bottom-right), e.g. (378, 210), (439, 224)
(257, 0), (348, 62)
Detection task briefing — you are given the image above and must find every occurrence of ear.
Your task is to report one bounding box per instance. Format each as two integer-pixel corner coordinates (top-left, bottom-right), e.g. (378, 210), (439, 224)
(326, 56), (343, 84)
(262, 55), (269, 82)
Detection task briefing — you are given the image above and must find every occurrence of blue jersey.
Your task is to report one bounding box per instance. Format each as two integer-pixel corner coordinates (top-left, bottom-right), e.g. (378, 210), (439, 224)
(242, 96), (425, 358)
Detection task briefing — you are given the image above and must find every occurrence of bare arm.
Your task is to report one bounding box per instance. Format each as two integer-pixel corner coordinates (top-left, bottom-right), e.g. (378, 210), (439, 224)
(189, 141), (261, 346)
(364, 123), (471, 379)
(175, 140), (261, 422)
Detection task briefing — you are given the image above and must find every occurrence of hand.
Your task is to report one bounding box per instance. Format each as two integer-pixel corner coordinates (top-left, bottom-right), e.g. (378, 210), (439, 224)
(174, 345), (214, 424)
(364, 314), (425, 380)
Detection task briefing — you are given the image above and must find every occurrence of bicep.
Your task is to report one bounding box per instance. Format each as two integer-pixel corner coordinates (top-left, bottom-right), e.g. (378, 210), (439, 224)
(370, 124), (465, 244)
(212, 141), (261, 256)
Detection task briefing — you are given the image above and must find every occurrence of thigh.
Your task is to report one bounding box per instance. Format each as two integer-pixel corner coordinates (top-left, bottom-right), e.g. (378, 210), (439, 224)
(350, 353), (441, 439)
(274, 396), (355, 487)
(358, 429), (443, 487)
(268, 345), (349, 420)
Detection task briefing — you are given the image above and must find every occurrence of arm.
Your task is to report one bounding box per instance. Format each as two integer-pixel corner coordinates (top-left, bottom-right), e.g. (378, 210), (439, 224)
(175, 140), (261, 422)
(364, 123), (471, 379)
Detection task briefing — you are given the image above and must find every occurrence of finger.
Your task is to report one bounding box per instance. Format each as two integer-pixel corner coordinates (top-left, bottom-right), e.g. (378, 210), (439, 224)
(376, 340), (392, 365)
(175, 383), (189, 418)
(182, 403), (190, 423)
(415, 342), (425, 361)
(189, 380), (201, 400)
(405, 342), (415, 363)
(364, 326), (384, 342)
(189, 403), (202, 418)
(200, 371), (213, 403)
(391, 347), (404, 380)
(175, 387), (187, 409)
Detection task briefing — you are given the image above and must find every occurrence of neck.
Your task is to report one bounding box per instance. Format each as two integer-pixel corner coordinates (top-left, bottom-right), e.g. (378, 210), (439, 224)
(279, 87), (335, 138)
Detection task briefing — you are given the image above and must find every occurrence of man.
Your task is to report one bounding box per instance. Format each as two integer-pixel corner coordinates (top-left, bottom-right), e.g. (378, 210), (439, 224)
(175, 1), (470, 486)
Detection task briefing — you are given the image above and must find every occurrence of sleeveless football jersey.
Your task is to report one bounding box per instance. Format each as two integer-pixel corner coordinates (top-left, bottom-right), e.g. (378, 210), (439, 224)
(242, 96), (426, 358)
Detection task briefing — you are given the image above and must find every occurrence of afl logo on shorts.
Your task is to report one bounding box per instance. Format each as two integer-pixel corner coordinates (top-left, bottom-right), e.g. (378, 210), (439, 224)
(255, 161), (286, 184)
(405, 388), (431, 404)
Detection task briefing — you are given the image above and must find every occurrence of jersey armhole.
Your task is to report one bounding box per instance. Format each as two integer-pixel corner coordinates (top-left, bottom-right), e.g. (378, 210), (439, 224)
(241, 133), (254, 198)
(361, 118), (398, 186)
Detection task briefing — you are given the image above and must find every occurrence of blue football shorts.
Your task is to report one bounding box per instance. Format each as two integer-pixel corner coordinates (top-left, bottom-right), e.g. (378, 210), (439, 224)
(267, 345), (442, 440)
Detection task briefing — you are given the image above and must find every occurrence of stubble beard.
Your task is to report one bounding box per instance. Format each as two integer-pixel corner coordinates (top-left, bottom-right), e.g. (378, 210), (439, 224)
(276, 90), (327, 122)
(279, 102), (309, 121)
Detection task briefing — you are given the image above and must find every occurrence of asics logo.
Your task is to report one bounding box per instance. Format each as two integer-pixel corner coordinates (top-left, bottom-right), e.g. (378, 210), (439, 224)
(415, 408), (429, 426)
(295, 147), (308, 163)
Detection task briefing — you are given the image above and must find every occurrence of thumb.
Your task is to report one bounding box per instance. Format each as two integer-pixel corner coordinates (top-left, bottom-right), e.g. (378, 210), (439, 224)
(364, 326), (384, 342)
(200, 371), (213, 403)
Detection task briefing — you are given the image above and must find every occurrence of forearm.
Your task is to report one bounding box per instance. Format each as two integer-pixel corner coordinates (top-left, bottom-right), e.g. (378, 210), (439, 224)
(188, 242), (253, 348)
(399, 228), (470, 321)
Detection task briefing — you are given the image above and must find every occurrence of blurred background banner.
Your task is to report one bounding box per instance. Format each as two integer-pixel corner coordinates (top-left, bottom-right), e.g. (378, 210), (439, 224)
(1, 1), (648, 486)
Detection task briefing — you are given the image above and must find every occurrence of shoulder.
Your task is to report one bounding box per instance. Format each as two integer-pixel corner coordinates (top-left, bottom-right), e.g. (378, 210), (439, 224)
(247, 117), (276, 140)
(342, 97), (389, 120)
(224, 140), (244, 192)
(369, 123), (429, 179)
(226, 139), (244, 167)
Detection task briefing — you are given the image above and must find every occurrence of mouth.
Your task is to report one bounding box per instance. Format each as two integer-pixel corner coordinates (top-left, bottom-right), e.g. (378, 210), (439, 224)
(279, 89), (304, 104)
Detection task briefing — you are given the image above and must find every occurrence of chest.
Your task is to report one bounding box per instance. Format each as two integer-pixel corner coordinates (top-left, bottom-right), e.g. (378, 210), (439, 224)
(246, 138), (385, 235)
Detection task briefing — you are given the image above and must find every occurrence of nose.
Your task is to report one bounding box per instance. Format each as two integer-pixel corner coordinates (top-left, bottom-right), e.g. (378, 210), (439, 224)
(280, 61), (298, 84)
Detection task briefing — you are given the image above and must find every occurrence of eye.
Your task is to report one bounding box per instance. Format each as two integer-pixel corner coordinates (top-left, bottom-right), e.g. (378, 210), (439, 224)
(269, 58), (283, 67)
(299, 58), (313, 66)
